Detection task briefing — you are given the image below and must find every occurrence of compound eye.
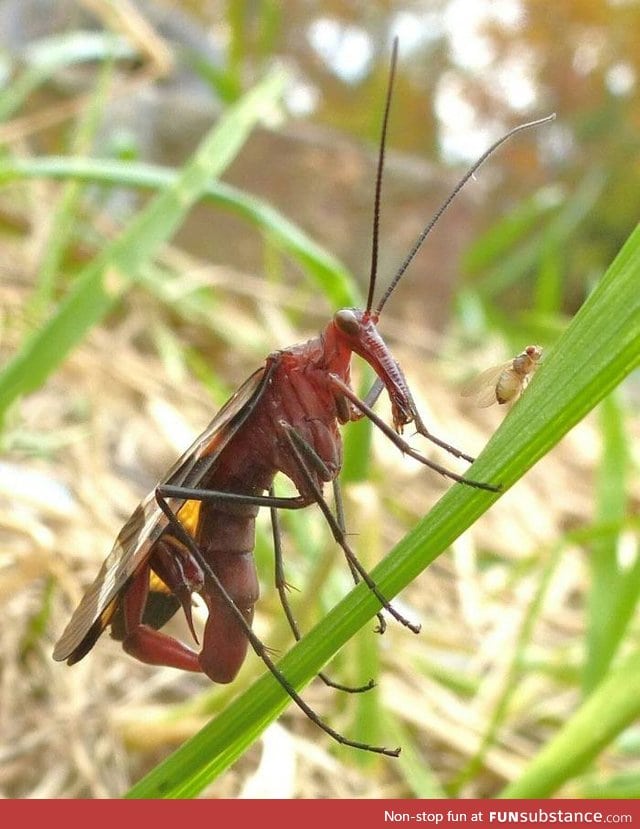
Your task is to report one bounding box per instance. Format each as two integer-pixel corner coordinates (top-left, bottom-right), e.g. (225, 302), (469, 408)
(334, 309), (360, 336)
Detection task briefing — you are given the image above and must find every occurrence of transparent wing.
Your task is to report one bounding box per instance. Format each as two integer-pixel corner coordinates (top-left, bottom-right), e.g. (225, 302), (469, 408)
(459, 362), (510, 408)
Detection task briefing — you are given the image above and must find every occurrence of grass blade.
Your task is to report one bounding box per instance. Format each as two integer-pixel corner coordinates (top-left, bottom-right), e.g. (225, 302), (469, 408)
(0, 31), (133, 122)
(499, 649), (640, 798)
(584, 393), (639, 693)
(0, 156), (358, 308)
(468, 169), (606, 298)
(0, 67), (286, 420)
(31, 58), (114, 314)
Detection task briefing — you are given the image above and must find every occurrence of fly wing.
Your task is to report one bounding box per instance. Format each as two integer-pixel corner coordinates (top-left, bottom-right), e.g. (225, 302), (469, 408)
(459, 362), (510, 408)
(53, 365), (271, 664)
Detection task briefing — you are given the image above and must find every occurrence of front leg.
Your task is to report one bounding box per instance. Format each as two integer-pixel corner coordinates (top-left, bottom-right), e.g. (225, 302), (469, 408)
(337, 375), (476, 464)
(329, 374), (498, 490)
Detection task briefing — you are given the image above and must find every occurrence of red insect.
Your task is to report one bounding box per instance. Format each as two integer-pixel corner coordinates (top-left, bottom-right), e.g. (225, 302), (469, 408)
(53, 40), (553, 756)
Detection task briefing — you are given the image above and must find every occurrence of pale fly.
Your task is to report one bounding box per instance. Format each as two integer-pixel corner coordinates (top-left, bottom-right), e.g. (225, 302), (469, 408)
(461, 345), (543, 407)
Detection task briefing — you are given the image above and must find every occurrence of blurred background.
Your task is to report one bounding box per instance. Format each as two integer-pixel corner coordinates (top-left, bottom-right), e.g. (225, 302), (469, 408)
(0, 0), (638, 799)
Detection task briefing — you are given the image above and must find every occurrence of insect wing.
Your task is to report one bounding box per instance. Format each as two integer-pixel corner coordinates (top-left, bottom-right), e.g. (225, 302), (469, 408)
(53, 366), (270, 663)
(459, 361), (511, 408)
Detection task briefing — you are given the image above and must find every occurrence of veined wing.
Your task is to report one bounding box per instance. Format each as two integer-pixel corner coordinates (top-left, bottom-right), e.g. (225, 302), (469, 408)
(459, 361), (511, 408)
(53, 364), (272, 663)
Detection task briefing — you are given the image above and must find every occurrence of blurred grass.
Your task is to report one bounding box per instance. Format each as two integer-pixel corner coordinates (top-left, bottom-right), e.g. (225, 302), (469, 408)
(584, 393), (639, 693)
(462, 169), (607, 300)
(500, 650), (640, 798)
(0, 31), (135, 123)
(0, 156), (359, 310)
(448, 540), (563, 796)
(0, 67), (288, 421)
(29, 54), (113, 316)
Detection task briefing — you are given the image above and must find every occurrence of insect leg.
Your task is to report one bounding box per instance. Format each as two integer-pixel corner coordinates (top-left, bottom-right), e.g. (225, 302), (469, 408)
(152, 536), (205, 642)
(158, 484), (377, 689)
(158, 485), (311, 510)
(161, 482), (386, 634)
(329, 374), (500, 492)
(357, 378), (475, 463)
(333, 479), (387, 635)
(269, 486), (375, 694)
(412, 412), (476, 463)
(362, 377), (384, 410)
(279, 422), (421, 635)
(154, 488), (400, 757)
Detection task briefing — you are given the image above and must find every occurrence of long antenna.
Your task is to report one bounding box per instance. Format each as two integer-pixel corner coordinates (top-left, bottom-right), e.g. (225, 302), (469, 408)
(374, 112), (556, 315)
(366, 36), (399, 314)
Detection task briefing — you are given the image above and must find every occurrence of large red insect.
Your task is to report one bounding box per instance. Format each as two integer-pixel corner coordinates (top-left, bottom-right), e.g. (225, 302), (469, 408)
(53, 40), (553, 755)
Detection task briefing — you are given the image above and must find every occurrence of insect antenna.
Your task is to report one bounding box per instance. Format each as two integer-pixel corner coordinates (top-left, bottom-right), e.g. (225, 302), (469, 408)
(374, 112), (556, 316)
(365, 37), (399, 315)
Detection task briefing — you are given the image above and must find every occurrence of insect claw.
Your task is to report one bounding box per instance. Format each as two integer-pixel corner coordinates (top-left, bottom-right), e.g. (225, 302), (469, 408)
(177, 588), (199, 645)
(459, 476), (501, 493)
(348, 678), (376, 693)
(319, 674), (376, 693)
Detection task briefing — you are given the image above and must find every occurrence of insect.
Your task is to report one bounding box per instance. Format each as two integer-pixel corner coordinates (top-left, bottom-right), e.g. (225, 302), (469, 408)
(461, 345), (543, 407)
(53, 39), (554, 756)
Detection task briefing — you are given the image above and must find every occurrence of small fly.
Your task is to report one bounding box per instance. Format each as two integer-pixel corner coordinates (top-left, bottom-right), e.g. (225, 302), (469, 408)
(461, 345), (543, 407)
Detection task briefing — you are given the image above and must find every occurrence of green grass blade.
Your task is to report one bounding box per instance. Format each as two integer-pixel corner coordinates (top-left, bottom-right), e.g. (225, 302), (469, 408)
(534, 241), (564, 314)
(0, 155), (358, 308)
(0, 31), (133, 121)
(499, 650), (640, 798)
(126, 222), (640, 799)
(385, 713), (447, 798)
(449, 543), (562, 795)
(584, 393), (639, 693)
(579, 771), (640, 799)
(31, 58), (113, 314)
(462, 185), (560, 274)
(0, 67), (286, 420)
(341, 371), (374, 483)
(469, 169), (606, 298)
